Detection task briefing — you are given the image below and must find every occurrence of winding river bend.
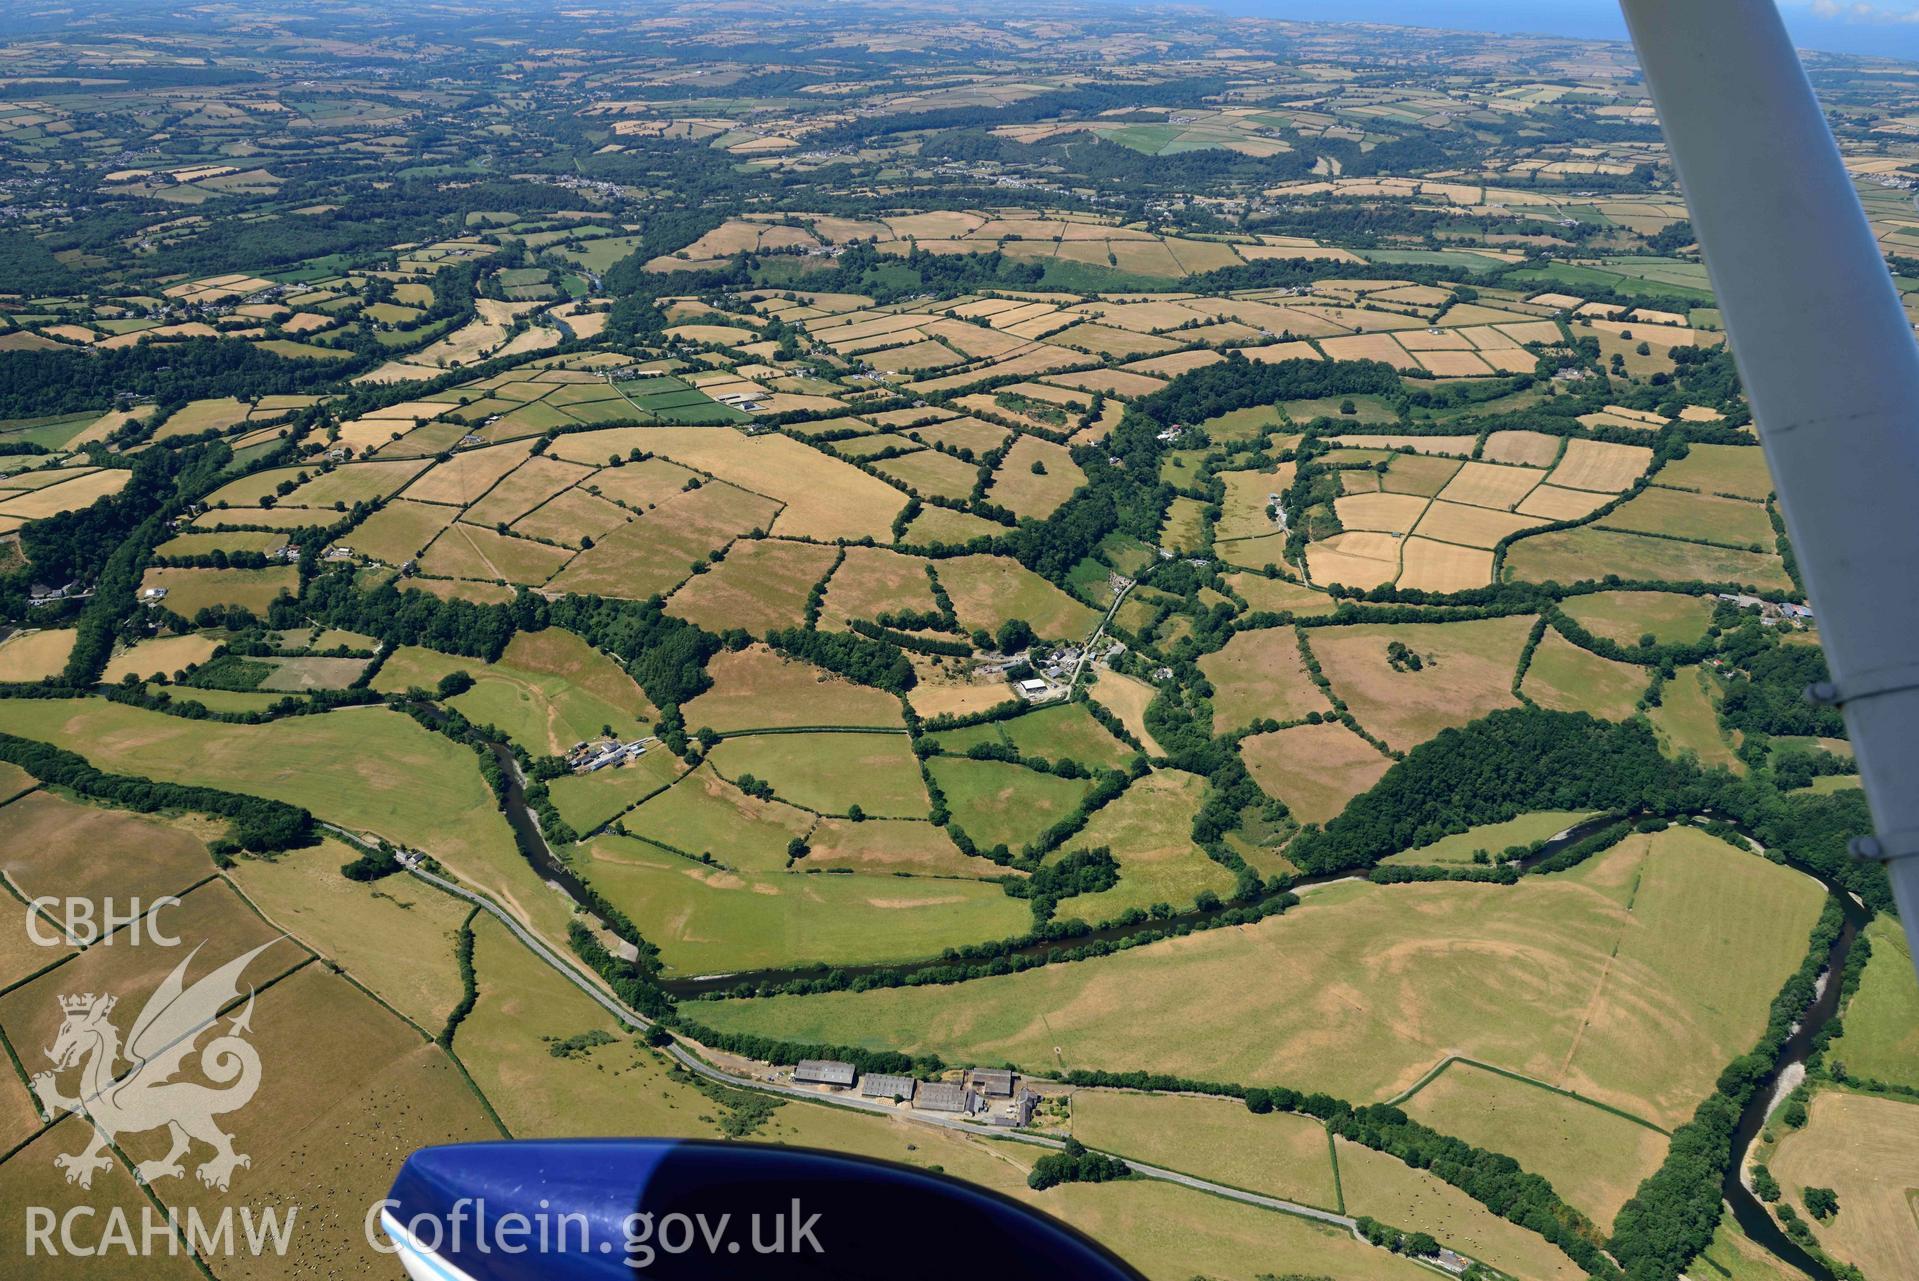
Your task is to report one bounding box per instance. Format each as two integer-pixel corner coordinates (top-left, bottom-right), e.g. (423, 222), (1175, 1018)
(476, 753), (1861, 1279)
(1717, 851), (1864, 1281)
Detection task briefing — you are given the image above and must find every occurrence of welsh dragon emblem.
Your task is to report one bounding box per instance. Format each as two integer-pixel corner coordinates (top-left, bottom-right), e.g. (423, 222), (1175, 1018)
(31, 940), (276, 1192)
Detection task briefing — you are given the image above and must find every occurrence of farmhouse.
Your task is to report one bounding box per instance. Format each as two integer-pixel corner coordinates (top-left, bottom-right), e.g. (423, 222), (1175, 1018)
(568, 738), (648, 773)
(792, 1059), (857, 1088)
(28, 580), (84, 606)
(983, 1089), (1042, 1129)
(1715, 592), (1814, 627)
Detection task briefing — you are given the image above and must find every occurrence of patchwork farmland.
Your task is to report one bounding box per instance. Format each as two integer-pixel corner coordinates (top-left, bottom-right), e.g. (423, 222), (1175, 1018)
(0, 3), (1898, 1279)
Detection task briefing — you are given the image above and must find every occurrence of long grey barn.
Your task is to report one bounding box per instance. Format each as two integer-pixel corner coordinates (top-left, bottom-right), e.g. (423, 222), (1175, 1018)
(859, 1073), (916, 1101)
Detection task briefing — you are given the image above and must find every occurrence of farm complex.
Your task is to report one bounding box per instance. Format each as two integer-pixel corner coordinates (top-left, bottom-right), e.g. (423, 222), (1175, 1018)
(0, 2), (1908, 1279)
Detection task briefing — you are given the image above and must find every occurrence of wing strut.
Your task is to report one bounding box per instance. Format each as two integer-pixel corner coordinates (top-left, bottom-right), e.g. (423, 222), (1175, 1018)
(1620, 1), (1919, 973)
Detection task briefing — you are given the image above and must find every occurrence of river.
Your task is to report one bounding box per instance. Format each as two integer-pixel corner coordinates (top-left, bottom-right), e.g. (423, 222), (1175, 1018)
(472, 746), (1860, 1279)
(1716, 848), (1864, 1281)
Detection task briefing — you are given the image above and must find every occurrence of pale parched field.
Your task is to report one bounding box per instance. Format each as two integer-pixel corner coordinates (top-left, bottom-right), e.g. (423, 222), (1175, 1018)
(696, 829), (1823, 1129)
(547, 426), (906, 542)
(1396, 1059), (1670, 1229)
(1335, 1136), (1586, 1281)
(682, 644), (905, 732)
(1397, 537), (1496, 592)
(1306, 615), (1535, 752)
(1068, 1089), (1339, 1209)
(0, 789), (214, 919)
(1238, 720), (1391, 825)
(1048, 770), (1235, 923)
(765, 1099), (1435, 1281)
(665, 537), (840, 636)
(936, 553), (1103, 640)
(1197, 625), (1331, 733)
(455, 915), (717, 1138)
(227, 837), (472, 1032)
(1768, 1090), (1919, 1281)
(0, 627), (75, 680)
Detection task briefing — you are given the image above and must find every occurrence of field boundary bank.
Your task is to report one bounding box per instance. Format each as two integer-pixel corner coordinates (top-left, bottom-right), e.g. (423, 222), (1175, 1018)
(1388, 1054), (1672, 1134)
(713, 724), (908, 738)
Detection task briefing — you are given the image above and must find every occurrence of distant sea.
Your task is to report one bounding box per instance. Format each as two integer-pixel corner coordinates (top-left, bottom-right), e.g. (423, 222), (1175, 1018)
(1180, 0), (1919, 63)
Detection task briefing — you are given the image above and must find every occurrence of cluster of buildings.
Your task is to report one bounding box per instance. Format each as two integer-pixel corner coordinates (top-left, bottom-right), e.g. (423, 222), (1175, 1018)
(1715, 592), (1814, 627)
(790, 1060), (1041, 1128)
(994, 637), (1123, 701)
(565, 735), (651, 773)
(28, 579), (88, 608)
(712, 391), (764, 413)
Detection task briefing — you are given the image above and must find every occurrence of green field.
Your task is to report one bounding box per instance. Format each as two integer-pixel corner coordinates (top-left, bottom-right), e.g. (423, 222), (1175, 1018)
(1382, 810), (1596, 866)
(1655, 444), (1777, 500)
(140, 565), (298, 615)
(1286, 394), (1397, 424)
(1520, 630), (1648, 721)
(376, 630), (653, 755)
(579, 833), (1029, 973)
(1507, 527), (1793, 592)
(1597, 487), (1775, 549)
(548, 754), (682, 833)
(448, 650), (649, 755)
(708, 730), (928, 817)
(927, 755), (1094, 855)
(930, 702), (1136, 770)
(1830, 915), (1919, 1090)
(625, 763), (813, 871)
(1334, 1136), (1587, 1280)
(1650, 665), (1742, 770)
(1197, 404), (1286, 442)
(1507, 260), (1715, 304)
(1047, 770), (1235, 923)
(0, 697), (577, 947)
(1559, 590), (1715, 647)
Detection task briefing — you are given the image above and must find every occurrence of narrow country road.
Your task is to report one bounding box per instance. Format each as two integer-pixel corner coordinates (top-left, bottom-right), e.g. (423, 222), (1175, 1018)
(1068, 575), (1133, 694)
(333, 827), (1375, 1244)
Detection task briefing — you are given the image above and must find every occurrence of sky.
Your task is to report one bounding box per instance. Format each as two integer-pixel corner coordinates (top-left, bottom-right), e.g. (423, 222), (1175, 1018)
(1200, 1), (1919, 62)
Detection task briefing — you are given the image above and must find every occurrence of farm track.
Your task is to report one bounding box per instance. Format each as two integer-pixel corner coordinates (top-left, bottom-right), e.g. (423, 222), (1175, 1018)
(328, 782), (1852, 1281)
(347, 829), (1384, 1251)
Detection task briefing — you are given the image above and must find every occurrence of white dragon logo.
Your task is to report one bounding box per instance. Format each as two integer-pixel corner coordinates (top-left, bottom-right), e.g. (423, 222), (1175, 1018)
(30, 939), (275, 1192)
